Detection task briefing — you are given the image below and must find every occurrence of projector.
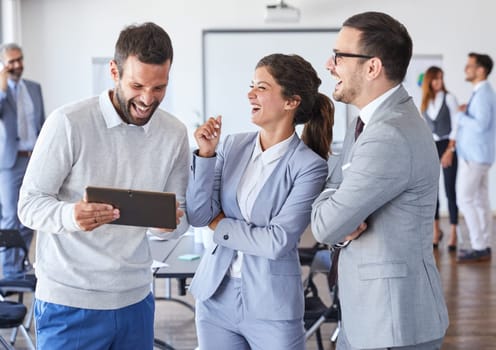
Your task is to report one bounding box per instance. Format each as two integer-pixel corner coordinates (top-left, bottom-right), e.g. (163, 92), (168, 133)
(264, 2), (300, 23)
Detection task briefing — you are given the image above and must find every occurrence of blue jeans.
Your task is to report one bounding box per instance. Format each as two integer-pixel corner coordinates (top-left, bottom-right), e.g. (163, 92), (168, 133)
(34, 293), (155, 350)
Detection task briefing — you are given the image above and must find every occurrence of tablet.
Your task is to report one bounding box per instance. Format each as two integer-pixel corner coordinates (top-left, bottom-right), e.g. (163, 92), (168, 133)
(85, 186), (177, 229)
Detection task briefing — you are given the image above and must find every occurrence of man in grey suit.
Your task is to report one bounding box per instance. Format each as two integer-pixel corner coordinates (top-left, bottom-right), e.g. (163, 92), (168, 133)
(311, 12), (449, 349)
(0, 43), (45, 278)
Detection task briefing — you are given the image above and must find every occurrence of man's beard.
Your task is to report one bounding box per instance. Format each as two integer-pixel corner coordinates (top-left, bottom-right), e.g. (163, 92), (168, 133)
(9, 68), (23, 81)
(115, 86), (158, 126)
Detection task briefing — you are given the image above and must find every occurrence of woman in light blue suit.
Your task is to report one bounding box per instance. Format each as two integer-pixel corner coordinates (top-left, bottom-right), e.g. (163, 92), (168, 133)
(186, 54), (334, 350)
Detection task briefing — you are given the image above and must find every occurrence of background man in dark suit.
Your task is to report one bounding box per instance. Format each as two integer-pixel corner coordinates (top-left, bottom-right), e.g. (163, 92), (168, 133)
(0, 43), (45, 278)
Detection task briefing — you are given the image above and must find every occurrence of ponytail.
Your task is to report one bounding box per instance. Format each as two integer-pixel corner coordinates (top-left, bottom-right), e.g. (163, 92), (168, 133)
(255, 53), (334, 159)
(301, 93), (334, 160)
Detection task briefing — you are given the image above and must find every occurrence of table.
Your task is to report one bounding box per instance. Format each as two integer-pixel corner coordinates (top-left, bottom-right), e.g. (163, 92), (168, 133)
(149, 233), (204, 350)
(151, 234), (204, 308)
(151, 233), (204, 278)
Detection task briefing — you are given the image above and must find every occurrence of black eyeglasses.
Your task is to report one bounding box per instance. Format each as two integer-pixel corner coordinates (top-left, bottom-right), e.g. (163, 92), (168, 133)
(332, 52), (374, 65)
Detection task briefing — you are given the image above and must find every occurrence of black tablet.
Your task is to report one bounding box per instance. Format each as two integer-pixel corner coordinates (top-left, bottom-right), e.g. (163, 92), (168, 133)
(85, 186), (177, 229)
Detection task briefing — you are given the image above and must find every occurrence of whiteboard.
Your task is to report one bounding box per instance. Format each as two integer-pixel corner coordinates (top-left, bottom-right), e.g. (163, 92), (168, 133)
(202, 29), (347, 144)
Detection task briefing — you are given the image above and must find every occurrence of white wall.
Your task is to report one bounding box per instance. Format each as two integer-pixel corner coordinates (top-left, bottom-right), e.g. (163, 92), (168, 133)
(18, 0), (496, 213)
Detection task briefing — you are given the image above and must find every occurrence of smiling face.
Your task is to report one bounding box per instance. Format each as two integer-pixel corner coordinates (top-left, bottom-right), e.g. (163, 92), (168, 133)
(464, 56), (482, 83)
(247, 66), (297, 131)
(325, 27), (370, 108)
(110, 55), (170, 126)
(430, 71), (444, 93)
(1, 48), (24, 82)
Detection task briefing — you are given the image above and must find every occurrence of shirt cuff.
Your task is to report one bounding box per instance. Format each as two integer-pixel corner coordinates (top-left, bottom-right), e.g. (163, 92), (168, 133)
(70, 203), (84, 231)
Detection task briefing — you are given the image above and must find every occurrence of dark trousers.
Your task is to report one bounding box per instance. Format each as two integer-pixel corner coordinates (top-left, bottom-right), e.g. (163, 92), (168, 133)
(435, 139), (458, 225)
(0, 155), (34, 278)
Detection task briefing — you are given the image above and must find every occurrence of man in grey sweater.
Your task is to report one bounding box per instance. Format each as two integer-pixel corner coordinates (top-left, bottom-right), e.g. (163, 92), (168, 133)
(18, 22), (189, 350)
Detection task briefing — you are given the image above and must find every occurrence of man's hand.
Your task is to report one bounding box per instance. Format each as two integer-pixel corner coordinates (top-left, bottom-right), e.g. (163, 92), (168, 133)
(0, 62), (9, 93)
(208, 211), (225, 231)
(74, 200), (119, 231)
(343, 222), (368, 241)
(151, 201), (184, 233)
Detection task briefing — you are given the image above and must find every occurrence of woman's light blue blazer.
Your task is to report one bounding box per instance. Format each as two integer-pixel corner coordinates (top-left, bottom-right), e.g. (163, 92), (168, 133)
(186, 132), (328, 321)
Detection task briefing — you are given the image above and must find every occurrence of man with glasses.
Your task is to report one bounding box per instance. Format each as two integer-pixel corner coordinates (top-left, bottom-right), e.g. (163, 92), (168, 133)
(311, 12), (448, 349)
(455, 53), (496, 263)
(0, 43), (45, 278)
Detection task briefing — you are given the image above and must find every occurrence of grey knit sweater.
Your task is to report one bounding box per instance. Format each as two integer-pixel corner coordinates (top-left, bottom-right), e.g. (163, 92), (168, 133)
(18, 91), (190, 309)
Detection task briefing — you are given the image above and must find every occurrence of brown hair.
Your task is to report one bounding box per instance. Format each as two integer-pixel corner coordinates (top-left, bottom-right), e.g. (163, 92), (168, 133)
(114, 22), (173, 76)
(420, 66), (446, 113)
(256, 54), (334, 159)
(343, 12), (412, 84)
(468, 52), (493, 77)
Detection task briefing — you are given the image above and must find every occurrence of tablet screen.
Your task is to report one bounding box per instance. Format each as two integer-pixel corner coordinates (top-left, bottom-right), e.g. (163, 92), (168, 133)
(85, 186), (176, 229)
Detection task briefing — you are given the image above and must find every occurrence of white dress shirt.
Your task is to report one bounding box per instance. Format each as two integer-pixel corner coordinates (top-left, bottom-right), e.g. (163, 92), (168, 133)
(359, 84), (401, 128)
(9, 79), (36, 151)
(229, 131), (294, 277)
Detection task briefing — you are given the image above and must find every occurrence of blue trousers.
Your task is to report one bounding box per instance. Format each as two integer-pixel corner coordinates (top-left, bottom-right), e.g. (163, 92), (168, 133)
(34, 293), (155, 350)
(0, 155), (33, 278)
(196, 276), (305, 350)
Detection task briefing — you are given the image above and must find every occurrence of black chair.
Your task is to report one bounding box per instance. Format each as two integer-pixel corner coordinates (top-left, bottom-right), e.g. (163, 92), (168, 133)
(0, 229), (36, 349)
(0, 300), (28, 350)
(303, 249), (340, 350)
(298, 242), (328, 267)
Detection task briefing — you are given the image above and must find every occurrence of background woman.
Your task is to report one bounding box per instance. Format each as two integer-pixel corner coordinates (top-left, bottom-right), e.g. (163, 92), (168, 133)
(421, 66), (459, 251)
(186, 53), (333, 350)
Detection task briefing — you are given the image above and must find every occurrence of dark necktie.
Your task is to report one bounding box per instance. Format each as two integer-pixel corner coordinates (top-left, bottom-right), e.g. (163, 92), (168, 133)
(355, 116), (364, 140)
(328, 248), (340, 288)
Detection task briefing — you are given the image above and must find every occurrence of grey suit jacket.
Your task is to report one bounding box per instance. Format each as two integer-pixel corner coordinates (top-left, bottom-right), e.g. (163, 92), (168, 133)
(0, 79), (45, 169)
(312, 86), (449, 348)
(186, 132), (327, 320)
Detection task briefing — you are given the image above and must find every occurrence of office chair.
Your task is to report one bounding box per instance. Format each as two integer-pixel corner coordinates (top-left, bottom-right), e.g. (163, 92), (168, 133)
(0, 229), (36, 350)
(0, 300), (28, 350)
(298, 242), (328, 267)
(303, 249), (340, 350)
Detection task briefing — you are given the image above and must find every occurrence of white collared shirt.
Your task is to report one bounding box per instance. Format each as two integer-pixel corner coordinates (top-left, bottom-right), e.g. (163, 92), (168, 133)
(99, 89), (151, 133)
(472, 80), (486, 93)
(9, 79), (36, 151)
(359, 84), (401, 129)
(229, 131), (294, 278)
